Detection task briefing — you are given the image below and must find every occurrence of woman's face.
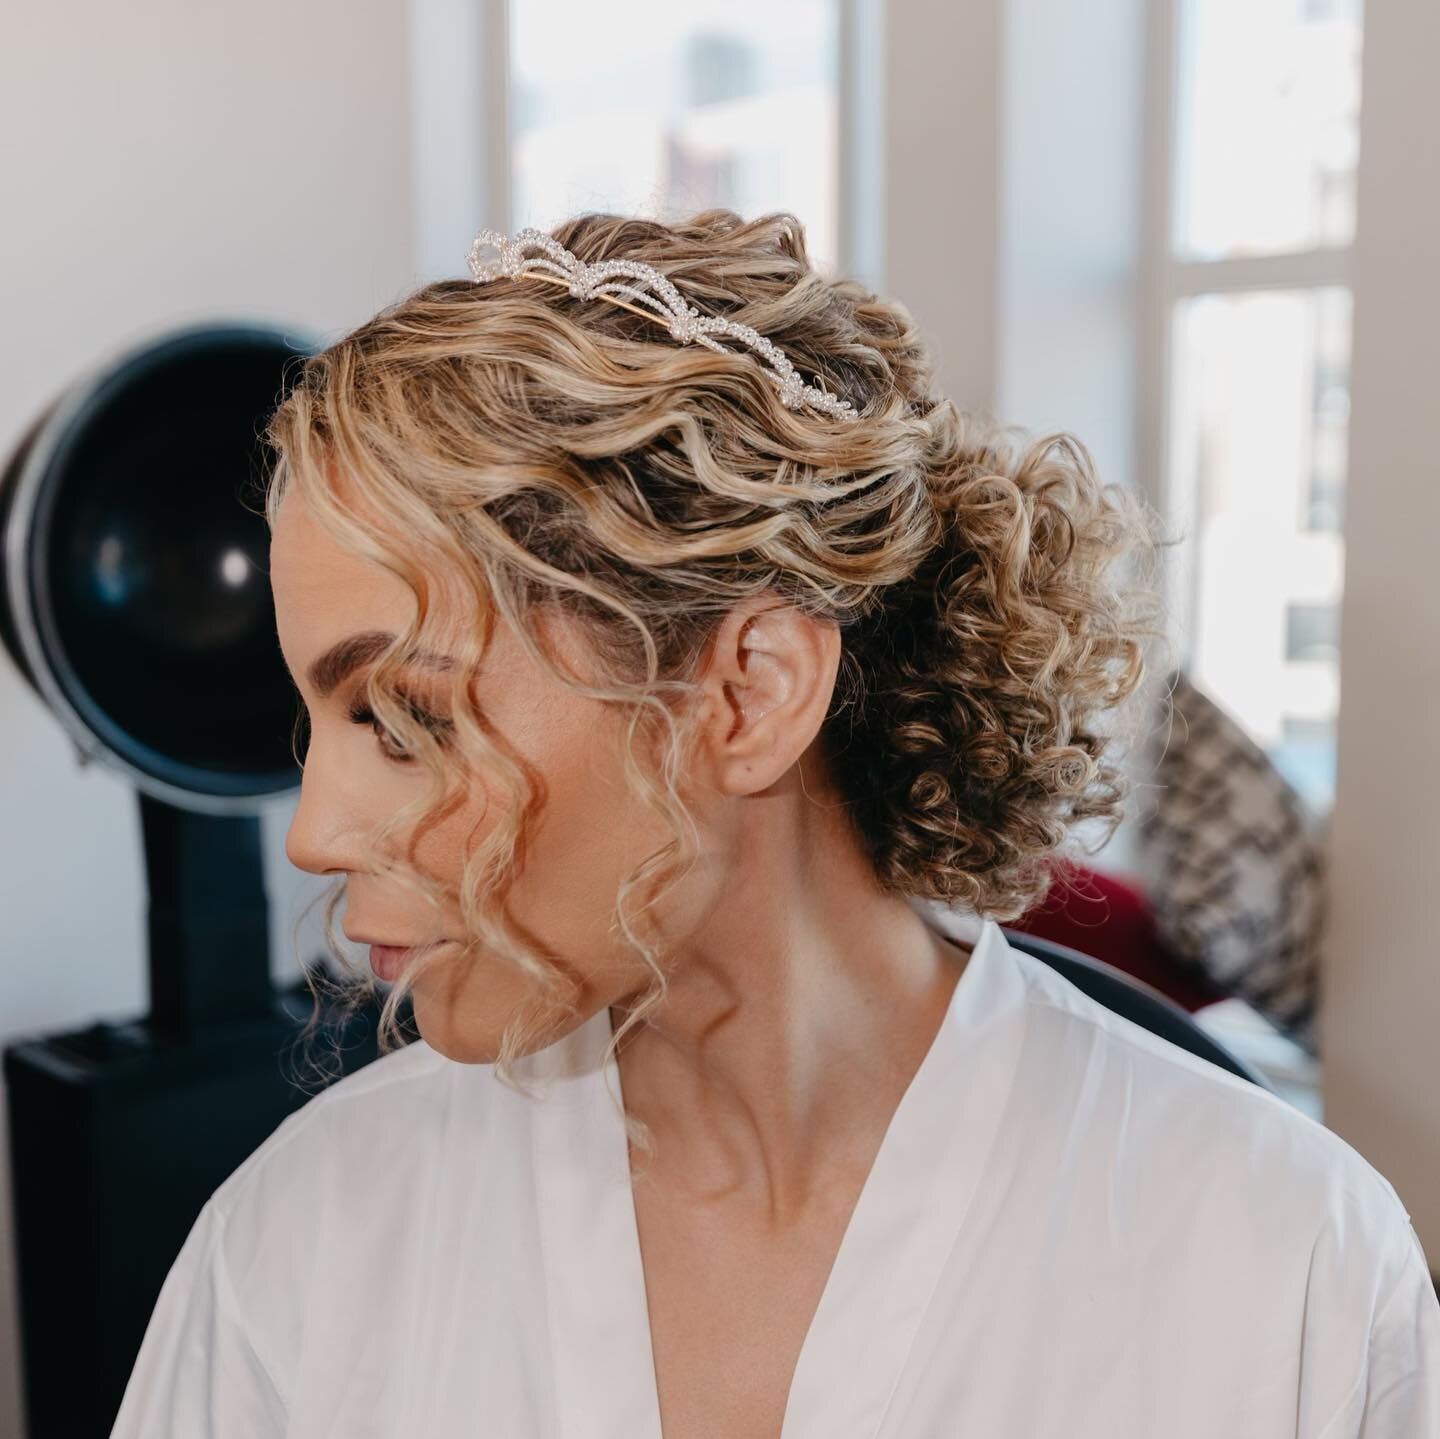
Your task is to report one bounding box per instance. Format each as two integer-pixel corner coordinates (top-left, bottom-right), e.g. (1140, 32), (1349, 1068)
(269, 487), (688, 1063)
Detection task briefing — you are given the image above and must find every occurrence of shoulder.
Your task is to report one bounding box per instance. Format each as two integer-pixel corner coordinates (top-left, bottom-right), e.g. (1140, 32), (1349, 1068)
(1003, 942), (1421, 1292)
(194, 1036), (487, 1368)
(987, 936), (1440, 1430)
(209, 1034), (457, 1224)
(112, 1038), (492, 1433)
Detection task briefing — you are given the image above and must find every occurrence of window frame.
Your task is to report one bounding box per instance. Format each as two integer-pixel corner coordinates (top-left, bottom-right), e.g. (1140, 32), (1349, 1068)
(1137, 0), (1357, 678)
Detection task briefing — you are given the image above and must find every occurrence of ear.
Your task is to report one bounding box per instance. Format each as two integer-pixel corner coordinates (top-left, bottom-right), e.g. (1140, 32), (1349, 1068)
(691, 596), (841, 796)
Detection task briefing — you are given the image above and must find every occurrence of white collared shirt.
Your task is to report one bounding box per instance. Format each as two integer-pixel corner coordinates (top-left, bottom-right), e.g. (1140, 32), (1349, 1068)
(110, 902), (1440, 1437)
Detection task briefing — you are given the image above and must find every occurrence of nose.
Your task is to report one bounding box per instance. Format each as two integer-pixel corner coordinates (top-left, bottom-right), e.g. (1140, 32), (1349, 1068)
(283, 743), (367, 877)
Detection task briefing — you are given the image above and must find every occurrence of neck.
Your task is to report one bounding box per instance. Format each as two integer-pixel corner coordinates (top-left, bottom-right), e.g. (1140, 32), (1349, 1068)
(608, 810), (971, 1224)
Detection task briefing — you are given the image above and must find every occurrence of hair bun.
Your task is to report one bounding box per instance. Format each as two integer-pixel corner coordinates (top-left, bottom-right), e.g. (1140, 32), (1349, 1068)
(821, 416), (1173, 920)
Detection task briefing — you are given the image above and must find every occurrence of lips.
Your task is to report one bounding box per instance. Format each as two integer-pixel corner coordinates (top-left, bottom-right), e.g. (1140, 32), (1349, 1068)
(368, 943), (412, 982)
(363, 938), (448, 983)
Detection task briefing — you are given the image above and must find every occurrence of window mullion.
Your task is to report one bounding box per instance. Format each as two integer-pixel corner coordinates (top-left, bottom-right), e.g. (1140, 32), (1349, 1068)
(1168, 248), (1352, 299)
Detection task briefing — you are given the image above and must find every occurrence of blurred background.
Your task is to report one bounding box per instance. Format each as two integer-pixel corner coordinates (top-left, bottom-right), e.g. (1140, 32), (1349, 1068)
(1, 0), (1436, 1432)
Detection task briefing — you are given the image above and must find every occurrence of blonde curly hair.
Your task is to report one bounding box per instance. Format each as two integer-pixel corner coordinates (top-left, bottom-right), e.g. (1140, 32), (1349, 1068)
(260, 207), (1175, 1117)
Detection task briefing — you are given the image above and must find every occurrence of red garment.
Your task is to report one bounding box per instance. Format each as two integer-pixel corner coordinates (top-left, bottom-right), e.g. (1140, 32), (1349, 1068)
(1008, 862), (1228, 1014)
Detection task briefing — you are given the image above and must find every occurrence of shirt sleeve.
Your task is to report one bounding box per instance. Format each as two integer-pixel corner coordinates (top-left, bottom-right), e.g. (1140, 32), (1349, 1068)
(109, 1196), (288, 1438)
(1315, 1216), (1440, 1439)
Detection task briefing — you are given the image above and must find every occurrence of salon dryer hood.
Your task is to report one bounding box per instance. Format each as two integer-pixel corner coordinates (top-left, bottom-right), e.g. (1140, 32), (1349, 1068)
(0, 321), (313, 1036)
(0, 321), (393, 1438)
(0, 321), (308, 815)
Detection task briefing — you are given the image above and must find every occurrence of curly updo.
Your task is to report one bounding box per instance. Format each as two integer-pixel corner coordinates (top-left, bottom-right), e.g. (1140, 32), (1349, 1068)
(262, 207), (1173, 1085)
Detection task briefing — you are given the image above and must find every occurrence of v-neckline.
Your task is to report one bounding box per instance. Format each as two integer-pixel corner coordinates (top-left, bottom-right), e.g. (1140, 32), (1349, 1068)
(521, 904), (1030, 1439)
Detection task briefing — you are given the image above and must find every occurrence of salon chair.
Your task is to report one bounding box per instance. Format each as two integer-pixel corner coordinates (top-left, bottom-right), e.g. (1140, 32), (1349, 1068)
(1000, 928), (1273, 1091)
(0, 323), (405, 1438)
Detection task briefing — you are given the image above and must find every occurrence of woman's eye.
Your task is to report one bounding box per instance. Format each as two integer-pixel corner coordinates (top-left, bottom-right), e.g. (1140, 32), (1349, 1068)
(346, 697), (453, 763)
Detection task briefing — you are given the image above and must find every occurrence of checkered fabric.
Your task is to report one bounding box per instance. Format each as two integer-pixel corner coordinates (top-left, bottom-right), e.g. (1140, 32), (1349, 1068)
(1134, 671), (1324, 1054)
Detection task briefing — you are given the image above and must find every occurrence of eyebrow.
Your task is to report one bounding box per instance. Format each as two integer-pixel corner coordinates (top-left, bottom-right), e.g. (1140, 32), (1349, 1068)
(305, 630), (457, 700)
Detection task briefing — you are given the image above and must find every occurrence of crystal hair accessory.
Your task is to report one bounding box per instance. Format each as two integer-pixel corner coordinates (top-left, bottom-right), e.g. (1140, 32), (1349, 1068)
(466, 227), (859, 421)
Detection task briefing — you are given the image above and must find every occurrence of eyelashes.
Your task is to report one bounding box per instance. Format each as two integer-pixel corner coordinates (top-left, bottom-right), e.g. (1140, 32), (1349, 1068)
(346, 692), (455, 764)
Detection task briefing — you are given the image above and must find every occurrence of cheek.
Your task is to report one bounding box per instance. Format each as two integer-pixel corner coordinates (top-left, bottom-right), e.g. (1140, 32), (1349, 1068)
(398, 715), (688, 1061)
(514, 716), (663, 921)
(407, 701), (665, 938)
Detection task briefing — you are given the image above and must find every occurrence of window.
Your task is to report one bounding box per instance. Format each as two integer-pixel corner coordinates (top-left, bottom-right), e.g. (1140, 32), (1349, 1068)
(1173, 0), (1363, 261)
(1285, 601), (1338, 663)
(1152, 0), (1364, 818)
(508, 0), (842, 273)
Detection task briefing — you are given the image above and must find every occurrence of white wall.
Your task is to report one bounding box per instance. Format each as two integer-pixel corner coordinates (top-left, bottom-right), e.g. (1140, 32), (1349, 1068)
(996, 0), (1150, 877)
(997, 0), (1146, 498)
(0, 4), (417, 1431)
(1320, 0), (1440, 1260)
(883, 0), (1001, 421)
(408, 0), (512, 280)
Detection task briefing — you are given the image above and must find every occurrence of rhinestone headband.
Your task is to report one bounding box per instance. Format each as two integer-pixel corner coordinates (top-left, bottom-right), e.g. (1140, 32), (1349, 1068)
(466, 226), (859, 422)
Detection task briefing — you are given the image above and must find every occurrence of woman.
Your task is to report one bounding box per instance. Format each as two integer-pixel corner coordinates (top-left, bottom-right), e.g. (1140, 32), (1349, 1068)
(111, 211), (1439, 1437)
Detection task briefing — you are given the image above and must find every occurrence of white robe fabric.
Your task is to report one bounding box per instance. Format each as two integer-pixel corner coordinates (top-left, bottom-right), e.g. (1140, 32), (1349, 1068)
(111, 901), (1440, 1437)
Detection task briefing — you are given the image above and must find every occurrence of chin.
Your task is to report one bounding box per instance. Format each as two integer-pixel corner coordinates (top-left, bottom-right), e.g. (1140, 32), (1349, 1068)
(406, 989), (504, 1064)
(407, 984), (585, 1067)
